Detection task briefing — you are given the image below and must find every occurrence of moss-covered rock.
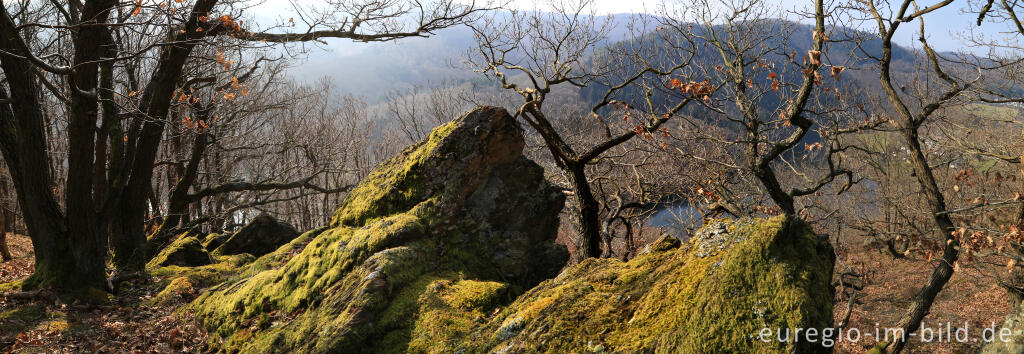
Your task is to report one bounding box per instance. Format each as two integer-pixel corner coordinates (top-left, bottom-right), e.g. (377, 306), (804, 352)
(185, 106), (836, 353)
(148, 235), (213, 268)
(147, 231), (319, 307)
(461, 216), (835, 353)
(147, 253), (255, 306)
(190, 106), (567, 352)
(202, 232), (229, 251)
(212, 215), (299, 257)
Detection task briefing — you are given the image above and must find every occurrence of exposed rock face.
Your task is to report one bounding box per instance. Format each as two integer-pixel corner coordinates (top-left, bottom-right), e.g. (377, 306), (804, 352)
(187, 106), (834, 353)
(191, 107), (568, 352)
(147, 235), (212, 268)
(362, 216), (837, 352)
(981, 302), (1024, 353)
(212, 215), (299, 257)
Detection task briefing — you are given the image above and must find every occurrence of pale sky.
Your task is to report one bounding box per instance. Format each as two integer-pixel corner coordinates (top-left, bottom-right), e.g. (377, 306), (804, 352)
(246, 0), (1016, 52)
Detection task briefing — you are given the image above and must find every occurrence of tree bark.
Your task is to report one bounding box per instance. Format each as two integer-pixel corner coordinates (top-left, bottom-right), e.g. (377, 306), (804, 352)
(64, 0), (117, 291)
(148, 131), (209, 256)
(889, 128), (958, 353)
(0, 2), (106, 292)
(109, 0), (219, 271)
(871, 6), (960, 350)
(0, 200), (11, 262)
(567, 163), (602, 261)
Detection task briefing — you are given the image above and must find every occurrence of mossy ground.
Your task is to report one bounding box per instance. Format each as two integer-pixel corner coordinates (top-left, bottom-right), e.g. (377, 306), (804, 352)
(146, 228), (318, 307)
(0, 304), (49, 335)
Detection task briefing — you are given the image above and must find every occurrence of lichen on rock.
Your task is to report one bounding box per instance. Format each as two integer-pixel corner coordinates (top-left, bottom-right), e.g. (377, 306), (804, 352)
(189, 106), (567, 352)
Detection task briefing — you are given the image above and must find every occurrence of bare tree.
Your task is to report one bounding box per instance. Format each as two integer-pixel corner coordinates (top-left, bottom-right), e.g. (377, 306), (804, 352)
(0, 174), (11, 262)
(848, 0), (1022, 351)
(0, 0), (487, 295)
(654, 0), (854, 220)
(467, 0), (699, 260)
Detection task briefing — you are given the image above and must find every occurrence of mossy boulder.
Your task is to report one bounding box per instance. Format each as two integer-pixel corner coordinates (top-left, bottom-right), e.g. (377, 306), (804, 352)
(190, 106), (567, 352)
(147, 253), (256, 306)
(461, 216), (835, 353)
(212, 215), (299, 257)
(148, 235), (213, 268)
(202, 232), (229, 251)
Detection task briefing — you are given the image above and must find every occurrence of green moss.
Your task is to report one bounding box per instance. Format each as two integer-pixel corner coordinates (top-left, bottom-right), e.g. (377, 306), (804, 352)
(202, 232), (229, 251)
(193, 216), (832, 353)
(147, 253), (256, 306)
(184, 108), (834, 352)
(148, 234), (212, 268)
(441, 280), (508, 311)
(0, 280), (24, 293)
(189, 107), (565, 353)
(406, 279), (509, 353)
(331, 121), (458, 228)
(0, 304), (47, 335)
(150, 277), (197, 306)
(0, 305), (77, 344)
(462, 216), (835, 353)
(20, 258), (110, 304)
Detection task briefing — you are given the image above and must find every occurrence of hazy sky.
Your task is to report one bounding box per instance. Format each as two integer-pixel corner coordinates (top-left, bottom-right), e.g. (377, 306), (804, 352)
(498, 0), (1012, 52)
(247, 0), (1016, 52)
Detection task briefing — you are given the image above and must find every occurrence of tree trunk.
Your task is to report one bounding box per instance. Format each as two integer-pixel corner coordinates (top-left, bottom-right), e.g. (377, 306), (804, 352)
(0, 6), (108, 292)
(148, 131), (209, 255)
(888, 128), (958, 353)
(63, 0), (116, 296)
(0, 203), (11, 262)
(1016, 131), (1024, 224)
(567, 164), (602, 261)
(108, 201), (145, 271)
(109, 0), (219, 271)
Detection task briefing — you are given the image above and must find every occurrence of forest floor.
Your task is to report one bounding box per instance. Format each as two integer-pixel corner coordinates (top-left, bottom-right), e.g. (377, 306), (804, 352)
(0, 231), (1014, 353)
(0, 234), (207, 353)
(832, 237), (1011, 353)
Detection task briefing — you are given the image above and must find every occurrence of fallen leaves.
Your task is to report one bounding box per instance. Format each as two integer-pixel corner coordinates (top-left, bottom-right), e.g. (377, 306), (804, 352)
(1, 233), (208, 353)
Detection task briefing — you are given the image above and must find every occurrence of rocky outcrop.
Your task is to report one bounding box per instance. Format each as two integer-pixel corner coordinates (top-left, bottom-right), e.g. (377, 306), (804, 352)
(981, 302), (1024, 353)
(212, 215), (299, 257)
(147, 235), (212, 268)
(186, 106), (834, 353)
(462, 216), (835, 353)
(190, 106), (567, 352)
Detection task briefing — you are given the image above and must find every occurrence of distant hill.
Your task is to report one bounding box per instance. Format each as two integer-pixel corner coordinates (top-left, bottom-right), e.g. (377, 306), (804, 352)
(283, 14), (643, 102)
(283, 13), (953, 121)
